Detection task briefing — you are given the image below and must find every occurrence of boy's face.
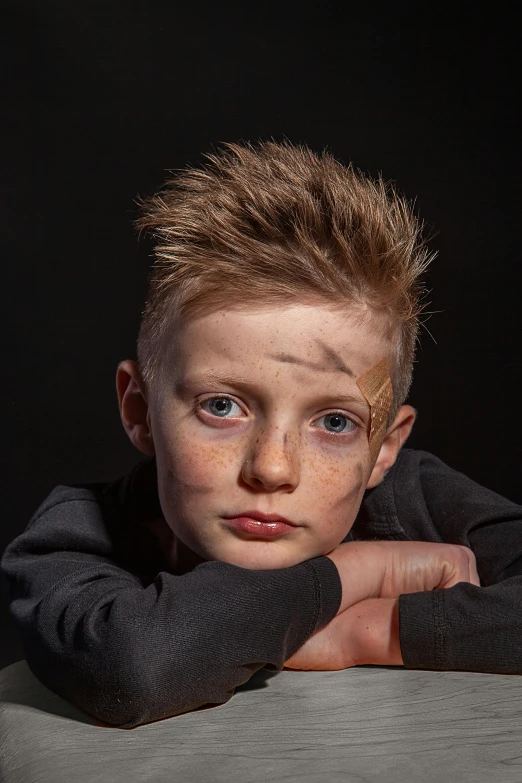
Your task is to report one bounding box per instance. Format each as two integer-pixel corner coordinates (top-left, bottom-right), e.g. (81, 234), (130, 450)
(119, 302), (415, 570)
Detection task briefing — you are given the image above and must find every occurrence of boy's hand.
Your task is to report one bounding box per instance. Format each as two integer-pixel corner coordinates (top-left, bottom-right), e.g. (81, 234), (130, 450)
(284, 540), (480, 671)
(325, 540), (480, 614)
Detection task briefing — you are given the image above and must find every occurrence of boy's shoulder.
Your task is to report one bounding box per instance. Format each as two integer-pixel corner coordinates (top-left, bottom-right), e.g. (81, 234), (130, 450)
(355, 446), (521, 544)
(32, 456), (161, 524)
(12, 456), (167, 582)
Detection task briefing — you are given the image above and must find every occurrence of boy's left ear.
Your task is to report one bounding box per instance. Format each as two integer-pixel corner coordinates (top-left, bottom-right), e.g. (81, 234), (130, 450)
(366, 405), (417, 489)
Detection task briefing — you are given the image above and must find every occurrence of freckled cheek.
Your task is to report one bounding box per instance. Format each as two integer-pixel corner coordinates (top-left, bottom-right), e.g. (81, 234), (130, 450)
(161, 424), (244, 488)
(302, 452), (366, 525)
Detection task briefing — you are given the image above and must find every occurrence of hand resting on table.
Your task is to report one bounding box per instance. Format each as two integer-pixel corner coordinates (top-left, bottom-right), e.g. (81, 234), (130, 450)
(284, 541), (480, 671)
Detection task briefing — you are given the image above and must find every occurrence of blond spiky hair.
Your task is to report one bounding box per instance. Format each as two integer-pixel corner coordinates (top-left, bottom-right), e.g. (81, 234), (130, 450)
(135, 140), (434, 421)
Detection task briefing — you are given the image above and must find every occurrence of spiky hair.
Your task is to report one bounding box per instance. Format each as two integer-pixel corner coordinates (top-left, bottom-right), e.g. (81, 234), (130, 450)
(135, 140), (434, 420)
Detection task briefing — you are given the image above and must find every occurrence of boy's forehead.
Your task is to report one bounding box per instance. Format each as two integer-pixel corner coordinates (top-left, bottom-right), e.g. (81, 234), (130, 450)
(162, 304), (396, 410)
(172, 303), (395, 374)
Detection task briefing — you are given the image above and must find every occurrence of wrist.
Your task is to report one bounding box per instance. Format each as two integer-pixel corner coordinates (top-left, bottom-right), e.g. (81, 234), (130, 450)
(326, 542), (383, 614)
(348, 597), (403, 667)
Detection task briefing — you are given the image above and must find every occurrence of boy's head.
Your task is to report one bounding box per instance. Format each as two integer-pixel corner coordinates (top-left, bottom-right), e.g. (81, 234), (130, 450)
(117, 141), (433, 570)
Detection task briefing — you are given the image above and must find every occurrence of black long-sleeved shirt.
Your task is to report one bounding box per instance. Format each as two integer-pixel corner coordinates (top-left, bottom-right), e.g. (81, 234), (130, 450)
(2, 448), (522, 728)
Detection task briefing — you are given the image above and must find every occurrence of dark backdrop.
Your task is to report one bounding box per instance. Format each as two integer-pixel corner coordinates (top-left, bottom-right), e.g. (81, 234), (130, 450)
(3, 2), (521, 669)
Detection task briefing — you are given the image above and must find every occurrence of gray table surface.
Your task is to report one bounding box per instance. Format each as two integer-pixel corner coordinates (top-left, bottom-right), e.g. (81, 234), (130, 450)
(1, 660), (521, 783)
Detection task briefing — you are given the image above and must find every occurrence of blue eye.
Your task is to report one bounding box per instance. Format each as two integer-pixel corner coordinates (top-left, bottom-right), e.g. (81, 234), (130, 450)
(200, 397), (357, 436)
(203, 397), (242, 417)
(317, 413), (356, 435)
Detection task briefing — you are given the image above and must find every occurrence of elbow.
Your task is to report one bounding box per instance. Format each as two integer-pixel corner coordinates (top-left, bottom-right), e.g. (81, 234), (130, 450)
(65, 667), (209, 729)
(70, 672), (175, 729)
(23, 649), (162, 729)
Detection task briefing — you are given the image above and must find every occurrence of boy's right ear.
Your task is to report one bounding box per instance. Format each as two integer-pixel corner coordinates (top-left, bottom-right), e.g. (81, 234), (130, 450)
(116, 360), (156, 456)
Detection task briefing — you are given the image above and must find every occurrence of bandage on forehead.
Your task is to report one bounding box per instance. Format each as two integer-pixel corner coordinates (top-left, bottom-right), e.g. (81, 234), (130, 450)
(356, 356), (393, 463)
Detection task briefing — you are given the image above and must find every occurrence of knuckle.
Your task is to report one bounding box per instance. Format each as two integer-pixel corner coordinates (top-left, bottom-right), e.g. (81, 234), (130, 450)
(451, 543), (469, 556)
(451, 544), (474, 568)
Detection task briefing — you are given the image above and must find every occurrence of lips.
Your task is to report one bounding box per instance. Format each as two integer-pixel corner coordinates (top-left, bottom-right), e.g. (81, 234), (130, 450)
(223, 510), (298, 526)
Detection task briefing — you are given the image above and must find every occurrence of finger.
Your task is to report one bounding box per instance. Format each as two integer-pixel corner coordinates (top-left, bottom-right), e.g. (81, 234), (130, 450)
(465, 547), (481, 586)
(440, 546), (481, 589)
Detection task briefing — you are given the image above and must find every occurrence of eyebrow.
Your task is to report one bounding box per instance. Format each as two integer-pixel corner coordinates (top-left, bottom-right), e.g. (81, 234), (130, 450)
(268, 340), (354, 377)
(178, 373), (368, 410)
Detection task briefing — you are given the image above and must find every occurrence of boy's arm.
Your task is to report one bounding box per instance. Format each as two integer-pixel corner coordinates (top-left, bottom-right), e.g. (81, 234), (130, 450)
(0, 486), (341, 728)
(287, 451), (522, 675)
(390, 449), (522, 673)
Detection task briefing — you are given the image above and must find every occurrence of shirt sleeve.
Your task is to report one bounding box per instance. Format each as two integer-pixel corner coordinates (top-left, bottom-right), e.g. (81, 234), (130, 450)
(395, 450), (522, 673)
(0, 487), (342, 728)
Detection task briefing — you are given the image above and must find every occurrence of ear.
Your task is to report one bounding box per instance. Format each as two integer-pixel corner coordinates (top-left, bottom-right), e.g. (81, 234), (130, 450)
(366, 405), (416, 489)
(116, 360), (156, 456)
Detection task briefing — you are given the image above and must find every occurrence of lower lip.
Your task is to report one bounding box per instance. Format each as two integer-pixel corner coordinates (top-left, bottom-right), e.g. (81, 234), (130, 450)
(224, 517), (297, 537)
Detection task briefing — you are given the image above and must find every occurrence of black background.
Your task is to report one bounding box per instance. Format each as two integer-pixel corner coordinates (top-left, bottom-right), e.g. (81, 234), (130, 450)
(3, 2), (521, 669)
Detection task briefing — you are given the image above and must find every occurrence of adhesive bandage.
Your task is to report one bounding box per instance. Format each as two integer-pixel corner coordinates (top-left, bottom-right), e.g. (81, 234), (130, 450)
(356, 356), (393, 463)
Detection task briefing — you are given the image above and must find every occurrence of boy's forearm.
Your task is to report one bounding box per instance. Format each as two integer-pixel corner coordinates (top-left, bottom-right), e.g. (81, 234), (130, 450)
(1, 491), (344, 728)
(284, 596), (403, 671)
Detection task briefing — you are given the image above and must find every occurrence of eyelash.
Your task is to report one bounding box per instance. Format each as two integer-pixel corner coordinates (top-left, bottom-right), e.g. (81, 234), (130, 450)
(196, 395), (360, 438)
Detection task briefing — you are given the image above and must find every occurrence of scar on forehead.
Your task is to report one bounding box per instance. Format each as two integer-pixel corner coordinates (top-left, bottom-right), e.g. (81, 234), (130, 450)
(268, 339), (354, 377)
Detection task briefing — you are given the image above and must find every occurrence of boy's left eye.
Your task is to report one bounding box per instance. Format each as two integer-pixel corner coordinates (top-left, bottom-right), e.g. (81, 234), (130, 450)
(316, 413), (357, 434)
(199, 397), (357, 435)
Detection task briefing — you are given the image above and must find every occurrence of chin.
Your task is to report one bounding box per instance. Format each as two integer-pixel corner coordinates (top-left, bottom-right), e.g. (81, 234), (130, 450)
(215, 542), (314, 571)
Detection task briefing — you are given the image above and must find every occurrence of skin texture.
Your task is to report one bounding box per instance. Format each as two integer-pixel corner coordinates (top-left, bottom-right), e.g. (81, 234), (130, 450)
(116, 302), (416, 573)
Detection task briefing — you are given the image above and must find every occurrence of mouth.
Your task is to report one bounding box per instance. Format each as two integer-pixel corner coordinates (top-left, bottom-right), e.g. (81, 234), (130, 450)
(223, 511), (298, 526)
(222, 511), (299, 538)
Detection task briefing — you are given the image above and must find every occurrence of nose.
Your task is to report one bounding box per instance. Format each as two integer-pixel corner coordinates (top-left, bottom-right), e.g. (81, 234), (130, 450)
(241, 425), (300, 492)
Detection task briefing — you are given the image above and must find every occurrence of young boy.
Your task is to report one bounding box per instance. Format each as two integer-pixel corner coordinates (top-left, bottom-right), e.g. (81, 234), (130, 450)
(2, 141), (521, 729)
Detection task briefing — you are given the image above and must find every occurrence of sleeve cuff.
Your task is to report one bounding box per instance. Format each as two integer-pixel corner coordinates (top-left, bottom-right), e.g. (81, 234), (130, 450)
(302, 555), (343, 633)
(398, 589), (447, 669)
